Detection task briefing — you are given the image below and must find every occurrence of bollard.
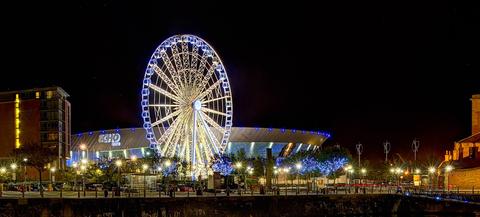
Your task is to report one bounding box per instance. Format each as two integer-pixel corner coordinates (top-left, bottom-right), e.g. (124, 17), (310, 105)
(95, 188), (98, 198)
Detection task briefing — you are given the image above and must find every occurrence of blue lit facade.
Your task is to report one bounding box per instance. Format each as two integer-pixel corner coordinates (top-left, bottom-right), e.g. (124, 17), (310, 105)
(68, 127), (329, 166)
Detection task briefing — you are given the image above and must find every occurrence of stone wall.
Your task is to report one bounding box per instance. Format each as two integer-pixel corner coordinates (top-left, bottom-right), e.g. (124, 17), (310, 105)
(1, 195), (479, 217)
(448, 167), (480, 189)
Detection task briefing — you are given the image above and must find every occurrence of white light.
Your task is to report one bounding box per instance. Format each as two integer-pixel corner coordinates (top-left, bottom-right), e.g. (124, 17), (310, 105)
(445, 165), (454, 172)
(295, 162), (302, 170)
(428, 167), (436, 174)
(165, 160), (172, 167)
(115, 160), (122, 167)
(10, 163), (17, 170)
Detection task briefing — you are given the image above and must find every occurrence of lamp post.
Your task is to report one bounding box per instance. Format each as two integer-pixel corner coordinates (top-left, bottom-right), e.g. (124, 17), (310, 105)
(115, 159), (122, 196)
(428, 167), (436, 191)
(80, 165), (86, 196)
(10, 163), (17, 183)
(142, 164), (149, 197)
(235, 162), (242, 195)
(50, 167), (56, 191)
(22, 158), (27, 194)
(72, 162), (78, 194)
(361, 168), (366, 193)
(295, 162), (302, 194)
(445, 165), (454, 192)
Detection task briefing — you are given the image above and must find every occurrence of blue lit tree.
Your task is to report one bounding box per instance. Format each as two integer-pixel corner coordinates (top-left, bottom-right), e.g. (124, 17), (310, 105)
(317, 146), (352, 182)
(211, 154), (234, 176)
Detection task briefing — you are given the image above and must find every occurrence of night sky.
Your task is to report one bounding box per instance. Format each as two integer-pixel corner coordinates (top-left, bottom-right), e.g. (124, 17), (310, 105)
(2, 1), (479, 162)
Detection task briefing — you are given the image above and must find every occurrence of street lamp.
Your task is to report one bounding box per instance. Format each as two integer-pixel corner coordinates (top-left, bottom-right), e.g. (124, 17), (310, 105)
(142, 164), (149, 197)
(445, 165), (454, 191)
(115, 159), (122, 195)
(80, 165), (86, 195)
(295, 162), (302, 194)
(428, 167), (436, 190)
(10, 163), (17, 183)
(414, 168), (421, 174)
(22, 158), (27, 193)
(50, 167), (56, 191)
(235, 162), (242, 195)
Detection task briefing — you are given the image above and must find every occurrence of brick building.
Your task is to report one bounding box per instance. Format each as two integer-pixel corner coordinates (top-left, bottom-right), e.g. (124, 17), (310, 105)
(0, 87), (71, 180)
(444, 94), (480, 189)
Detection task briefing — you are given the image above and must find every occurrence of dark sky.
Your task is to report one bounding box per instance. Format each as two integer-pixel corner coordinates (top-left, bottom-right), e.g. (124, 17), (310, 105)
(1, 0), (479, 162)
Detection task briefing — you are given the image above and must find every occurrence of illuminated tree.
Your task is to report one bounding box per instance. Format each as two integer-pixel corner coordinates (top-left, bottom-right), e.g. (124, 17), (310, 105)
(211, 154), (234, 176)
(13, 143), (57, 197)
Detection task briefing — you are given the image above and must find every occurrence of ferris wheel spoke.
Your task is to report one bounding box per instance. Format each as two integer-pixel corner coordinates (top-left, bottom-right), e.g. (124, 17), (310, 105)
(171, 42), (188, 85)
(152, 65), (182, 96)
(196, 79), (223, 101)
(148, 83), (183, 103)
(158, 115), (182, 155)
(180, 40), (191, 83)
(198, 59), (220, 92)
(160, 49), (184, 89)
(149, 104), (179, 108)
(197, 113), (216, 157)
(198, 113), (221, 154)
(200, 111), (226, 134)
(151, 109), (181, 127)
(194, 52), (208, 86)
(202, 96), (229, 104)
(190, 43), (200, 79)
(201, 107), (228, 117)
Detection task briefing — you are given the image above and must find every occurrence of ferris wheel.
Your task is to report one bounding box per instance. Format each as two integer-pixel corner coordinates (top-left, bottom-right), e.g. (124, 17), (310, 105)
(141, 34), (233, 175)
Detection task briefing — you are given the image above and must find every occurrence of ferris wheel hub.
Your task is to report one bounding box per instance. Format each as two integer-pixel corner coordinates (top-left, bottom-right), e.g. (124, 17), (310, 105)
(193, 100), (202, 111)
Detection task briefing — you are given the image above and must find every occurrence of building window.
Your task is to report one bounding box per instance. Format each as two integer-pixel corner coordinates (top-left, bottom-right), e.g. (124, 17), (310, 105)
(47, 132), (59, 141)
(46, 91), (54, 99)
(15, 94), (20, 148)
(35, 92), (40, 99)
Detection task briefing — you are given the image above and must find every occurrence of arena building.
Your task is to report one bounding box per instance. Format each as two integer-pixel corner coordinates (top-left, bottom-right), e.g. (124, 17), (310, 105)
(69, 127), (330, 164)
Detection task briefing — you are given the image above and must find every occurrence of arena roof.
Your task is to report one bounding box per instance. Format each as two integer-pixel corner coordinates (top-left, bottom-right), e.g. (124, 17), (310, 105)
(72, 127), (330, 151)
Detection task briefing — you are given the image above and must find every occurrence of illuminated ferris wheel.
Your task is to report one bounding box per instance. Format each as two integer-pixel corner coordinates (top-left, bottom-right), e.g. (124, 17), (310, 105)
(141, 34), (233, 176)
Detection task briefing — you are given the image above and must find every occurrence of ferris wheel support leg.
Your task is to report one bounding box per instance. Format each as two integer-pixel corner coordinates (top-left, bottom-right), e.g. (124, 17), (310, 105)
(192, 110), (197, 181)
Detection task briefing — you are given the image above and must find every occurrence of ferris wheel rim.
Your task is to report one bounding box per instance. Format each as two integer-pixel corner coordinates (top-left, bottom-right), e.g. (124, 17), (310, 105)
(141, 34), (233, 164)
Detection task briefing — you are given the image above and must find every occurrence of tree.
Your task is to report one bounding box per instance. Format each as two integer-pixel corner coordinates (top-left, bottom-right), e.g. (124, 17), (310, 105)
(317, 146), (352, 183)
(13, 143), (57, 197)
(211, 154), (234, 176)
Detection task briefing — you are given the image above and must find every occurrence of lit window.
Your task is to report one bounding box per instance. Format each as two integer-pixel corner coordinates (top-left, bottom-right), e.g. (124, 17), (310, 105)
(46, 91), (53, 99)
(15, 94), (20, 148)
(35, 92), (40, 99)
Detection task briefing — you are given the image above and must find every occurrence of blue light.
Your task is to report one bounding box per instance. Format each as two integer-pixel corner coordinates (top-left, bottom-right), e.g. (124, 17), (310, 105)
(88, 132), (93, 136)
(131, 128), (136, 131)
(301, 130), (306, 134)
(435, 196), (441, 200)
(268, 128), (273, 132)
(281, 129), (285, 133)
(101, 130), (105, 134)
(292, 129), (297, 133)
(115, 129), (120, 133)
(255, 127), (260, 131)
